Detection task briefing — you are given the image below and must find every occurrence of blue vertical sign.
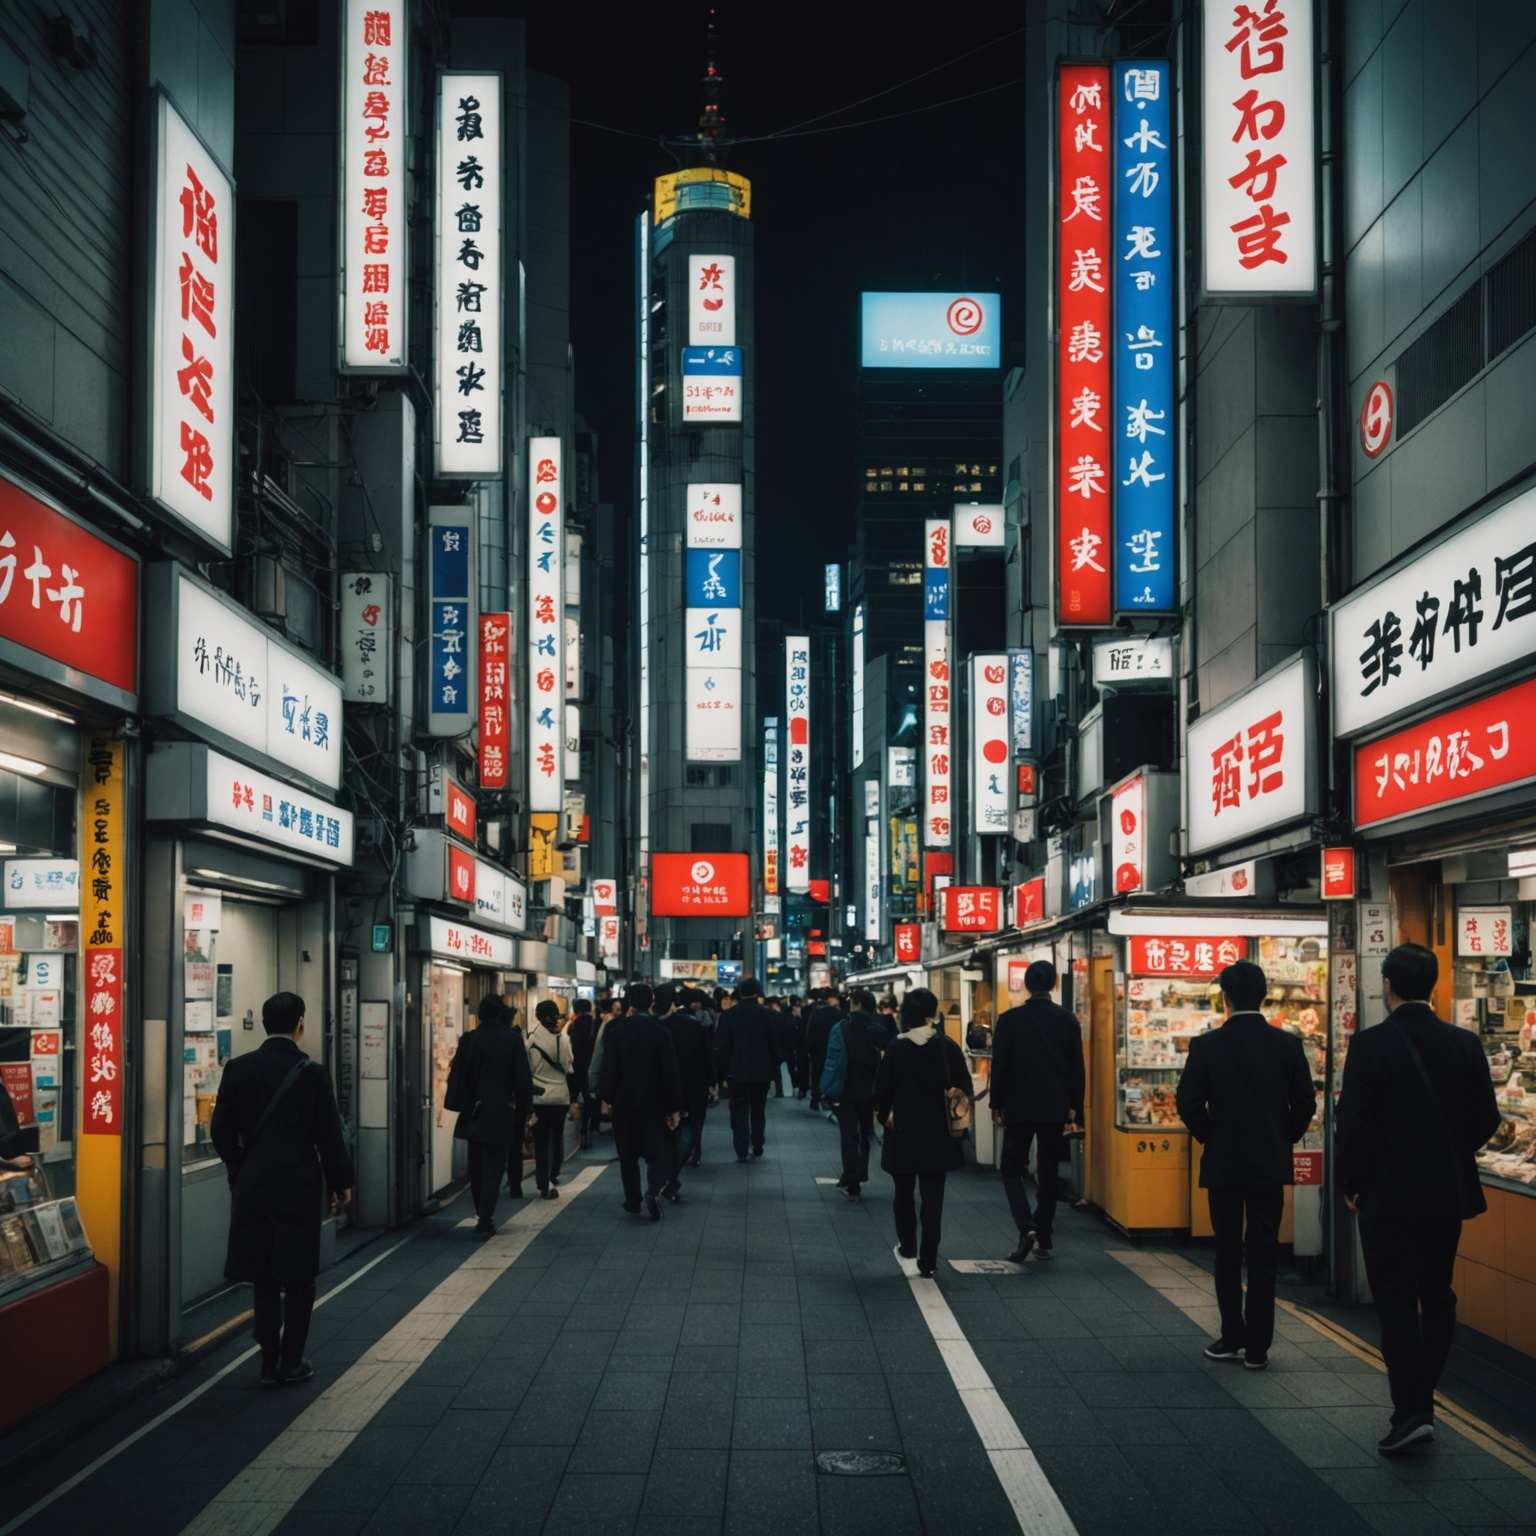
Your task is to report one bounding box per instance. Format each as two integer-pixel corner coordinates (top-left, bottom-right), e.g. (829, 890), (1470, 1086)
(428, 509), (475, 732)
(1112, 60), (1174, 613)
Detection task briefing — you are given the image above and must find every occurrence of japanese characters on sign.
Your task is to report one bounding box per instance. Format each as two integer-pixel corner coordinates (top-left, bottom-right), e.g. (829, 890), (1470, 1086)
(1353, 675), (1536, 831)
(785, 638), (812, 893)
(80, 737), (124, 1136)
(894, 922), (922, 965)
(478, 612), (511, 789)
(341, 2), (407, 371)
(1202, 0), (1317, 295)
(447, 842), (475, 905)
(852, 604), (866, 770)
(1331, 485), (1536, 738)
(1010, 650), (1034, 756)
(1111, 773), (1146, 893)
(149, 92), (234, 553)
(686, 525), (743, 762)
(954, 504), (1005, 549)
(685, 483), (742, 549)
(923, 519), (952, 849)
(859, 292), (1002, 368)
(1321, 846), (1356, 900)
(205, 748), (355, 865)
(1186, 651), (1313, 855)
(688, 254), (736, 345)
(864, 818), (882, 942)
(426, 914), (514, 968)
(1057, 64), (1113, 625)
(441, 776), (476, 843)
(1130, 934), (1246, 977)
(824, 563), (842, 613)
(681, 347), (743, 422)
(970, 654), (1010, 836)
(651, 853), (751, 917)
(436, 73), (503, 476)
(340, 572), (392, 703)
(0, 471), (139, 704)
(1457, 906), (1512, 959)
(1092, 634), (1175, 684)
(1112, 59), (1175, 612)
(592, 878), (617, 915)
(427, 507), (476, 739)
(3, 859), (80, 909)
(1012, 876), (1047, 928)
(763, 717), (781, 897)
(528, 812), (558, 880)
(473, 860), (514, 926)
(940, 886), (1004, 935)
(527, 439), (564, 806)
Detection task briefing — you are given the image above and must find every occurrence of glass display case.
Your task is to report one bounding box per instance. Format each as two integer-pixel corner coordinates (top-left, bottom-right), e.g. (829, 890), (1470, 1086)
(1256, 935), (1328, 1162)
(0, 1161), (92, 1296)
(1120, 975), (1220, 1127)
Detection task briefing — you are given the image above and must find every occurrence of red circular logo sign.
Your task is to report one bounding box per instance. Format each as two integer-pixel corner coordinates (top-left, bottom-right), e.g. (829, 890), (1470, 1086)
(972, 514), (993, 535)
(983, 739), (1008, 764)
(535, 491), (558, 515)
(1360, 380), (1393, 459)
(946, 297), (984, 336)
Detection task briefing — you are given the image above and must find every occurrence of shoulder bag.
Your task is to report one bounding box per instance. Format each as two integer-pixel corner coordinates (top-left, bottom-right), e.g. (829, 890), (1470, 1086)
(242, 1057), (312, 1152)
(941, 1040), (973, 1138)
(530, 1036), (577, 1103)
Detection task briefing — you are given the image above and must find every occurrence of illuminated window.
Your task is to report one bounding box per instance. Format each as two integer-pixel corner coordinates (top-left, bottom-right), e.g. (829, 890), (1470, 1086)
(898, 481), (909, 492)
(913, 481), (926, 493)
(880, 480), (893, 492)
(897, 466), (910, 477)
(971, 481), (983, 492)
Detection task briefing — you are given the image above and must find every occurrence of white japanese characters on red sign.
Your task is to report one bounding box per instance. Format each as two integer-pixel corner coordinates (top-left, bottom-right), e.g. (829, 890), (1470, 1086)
(1202, 0), (1317, 295)
(785, 637), (811, 892)
(341, 1), (406, 370)
(528, 438), (564, 808)
(1130, 935), (1245, 977)
(688, 254), (736, 345)
(940, 886), (1004, 934)
(923, 519), (952, 849)
(150, 92), (234, 553)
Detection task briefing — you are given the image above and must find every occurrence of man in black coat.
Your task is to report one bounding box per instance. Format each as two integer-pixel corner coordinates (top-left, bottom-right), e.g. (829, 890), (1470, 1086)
(211, 992), (354, 1386)
(1337, 944), (1502, 1455)
(990, 959), (1087, 1263)
(568, 997), (599, 1150)
(805, 989), (842, 1112)
(714, 977), (778, 1159)
(599, 983), (684, 1220)
(445, 994), (533, 1234)
(654, 982), (712, 1199)
(1176, 959), (1316, 1371)
(821, 987), (888, 1200)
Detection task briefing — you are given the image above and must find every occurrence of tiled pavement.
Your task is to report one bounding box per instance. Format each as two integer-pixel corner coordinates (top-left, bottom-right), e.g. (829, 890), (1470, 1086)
(4, 1099), (1536, 1535)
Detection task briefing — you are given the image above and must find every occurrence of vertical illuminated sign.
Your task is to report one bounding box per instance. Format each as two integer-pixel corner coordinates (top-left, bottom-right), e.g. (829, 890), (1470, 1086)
(478, 612), (510, 788)
(970, 654), (1010, 836)
(688, 253), (736, 344)
(436, 73), (503, 477)
(1056, 63), (1112, 626)
(1112, 59), (1174, 612)
(763, 716), (780, 896)
(427, 507), (475, 736)
(685, 532), (743, 762)
(785, 637), (811, 892)
(923, 519), (952, 849)
(528, 437), (564, 808)
(851, 602), (865, 770)
(340, 0), (406, 371)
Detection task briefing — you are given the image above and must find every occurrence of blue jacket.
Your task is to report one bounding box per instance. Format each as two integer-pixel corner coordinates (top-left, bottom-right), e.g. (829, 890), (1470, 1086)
(820, 1022), (848, 1101)
(820, 1011), (885, 1104)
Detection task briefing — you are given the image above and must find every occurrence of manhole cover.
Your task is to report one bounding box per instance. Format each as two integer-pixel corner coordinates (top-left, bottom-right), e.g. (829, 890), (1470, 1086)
(815, 1450), (908, 1477)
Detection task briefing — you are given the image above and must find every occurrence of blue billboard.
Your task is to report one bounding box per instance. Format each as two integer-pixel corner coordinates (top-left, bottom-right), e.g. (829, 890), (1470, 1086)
(860, 292), (1001, 369)
(686, 548), (742, 608)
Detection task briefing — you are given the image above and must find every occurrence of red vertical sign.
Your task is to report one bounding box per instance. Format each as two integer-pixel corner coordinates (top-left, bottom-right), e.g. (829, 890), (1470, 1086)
(1057, 63), (1112, 626)
(478, 612), (510, 788)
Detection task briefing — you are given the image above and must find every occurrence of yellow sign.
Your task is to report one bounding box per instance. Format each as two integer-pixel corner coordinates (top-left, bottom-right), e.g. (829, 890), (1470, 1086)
(654, 166), (751, 225)
(528, 813), (559, 879)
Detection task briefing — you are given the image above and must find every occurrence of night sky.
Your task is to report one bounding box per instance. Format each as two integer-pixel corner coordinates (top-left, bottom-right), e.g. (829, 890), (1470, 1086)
(523, 2), (1028, 623)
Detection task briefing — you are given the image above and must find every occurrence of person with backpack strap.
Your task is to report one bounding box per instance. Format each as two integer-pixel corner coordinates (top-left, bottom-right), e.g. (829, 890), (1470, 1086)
(820, 987), (888, 1201)
(525, 999), (576, 1199)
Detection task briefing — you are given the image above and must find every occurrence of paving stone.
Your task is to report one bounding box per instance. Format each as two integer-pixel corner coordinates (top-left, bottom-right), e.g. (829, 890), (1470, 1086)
(567, 1409), (661, 1474)
(541, 1472), (646, 1536)
(639, 1448), (730, 1519)
(725, 1449), (819, 1536)
(732, 1394), (814, 1449)
(814, 1470), (924, 1536)
(359, 1481), (474, 1533)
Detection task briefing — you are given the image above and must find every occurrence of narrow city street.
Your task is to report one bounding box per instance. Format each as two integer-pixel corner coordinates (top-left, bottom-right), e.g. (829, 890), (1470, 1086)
(4, 1100), (1534, 1536)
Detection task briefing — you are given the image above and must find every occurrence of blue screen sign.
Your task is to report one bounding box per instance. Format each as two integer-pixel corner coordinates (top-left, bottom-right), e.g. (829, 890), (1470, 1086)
(860, 292), (1001, 369)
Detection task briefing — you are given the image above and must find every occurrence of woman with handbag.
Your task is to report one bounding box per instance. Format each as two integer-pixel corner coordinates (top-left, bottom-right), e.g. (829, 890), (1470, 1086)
(526, 999), (576, 1198)
(874, 987), (973, 1278)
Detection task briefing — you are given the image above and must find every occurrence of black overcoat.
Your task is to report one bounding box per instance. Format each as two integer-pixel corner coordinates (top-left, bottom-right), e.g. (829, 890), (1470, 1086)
(875, 1029), (971, 1177)
(446, 1020), (533, 1144)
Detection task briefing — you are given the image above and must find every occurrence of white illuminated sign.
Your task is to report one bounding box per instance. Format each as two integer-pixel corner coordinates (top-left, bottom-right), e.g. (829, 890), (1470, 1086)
(425, 913), (515, 968)
(205, 748), (353, 865)
(688, 253), (736, 345)
(824, 564), (842, 613)
(923, 519), (952, 849)
(1093, 635), (1175, 685)
(686, 483), (742, 549)
(763, 717), (781, 898)
(954, 504), (1005, 548)
(528, 437), (564, 807)
(864, 817), (882, 942)
(970, 654), (1010, 835)
(3, 860), (80, 910)
(786, 637), (811, 892)
(851, 603), (865, 770)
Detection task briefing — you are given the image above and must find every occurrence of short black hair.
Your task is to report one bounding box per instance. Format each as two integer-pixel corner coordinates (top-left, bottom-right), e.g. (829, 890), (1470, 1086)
(900, 987), (939, 1029)
(1024, 960), (1057, 994)
(477, 994), (509, 1027)
(625, 982), (654, 1013)
(654, 981), (679, 1012)
(738, 977), (763, 999)
(1218, 959), (1268, 1012)
(1383, 943), (1437, 1002)
(263, 991), (305, 1035)
(879, 995), (898, 1011)
(573, 998), (593, 1015)
(851, 988), (877, 1012)
(683, 987), (708, 1010)
(535, 999), (561, 1027)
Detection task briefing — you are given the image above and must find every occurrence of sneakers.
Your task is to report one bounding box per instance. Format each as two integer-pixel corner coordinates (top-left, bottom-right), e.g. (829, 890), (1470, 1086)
(1007, 1232), (1036, 1265)
(917, 1260), (937, 1279)
(1034, 1237), (1054, 1261)
(1203, 1338), (1244, 1361)
(259, 1353), (280, 1388)
(837, 1185), (861, 1202)
(276, 1359), (315, 1386)
(645, 1195), (663, 1222)
(1243, 1352), (1269, 1371)
(1378, 1415), (1434, 1455)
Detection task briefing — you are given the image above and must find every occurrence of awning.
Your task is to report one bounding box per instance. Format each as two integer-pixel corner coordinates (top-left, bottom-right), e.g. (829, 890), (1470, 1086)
(1106, 906), (1326, 938)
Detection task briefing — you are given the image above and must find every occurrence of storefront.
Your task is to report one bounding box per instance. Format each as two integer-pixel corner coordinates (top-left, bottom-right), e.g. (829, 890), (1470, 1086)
(0, 466), (139, 1425)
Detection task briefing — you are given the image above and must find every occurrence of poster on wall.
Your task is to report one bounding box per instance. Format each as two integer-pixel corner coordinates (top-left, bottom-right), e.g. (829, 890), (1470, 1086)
(477, 612), (510, 788)
(785, 637), (811, 892)
(527, 438), (564, 805)
(686, 483), (742, 548)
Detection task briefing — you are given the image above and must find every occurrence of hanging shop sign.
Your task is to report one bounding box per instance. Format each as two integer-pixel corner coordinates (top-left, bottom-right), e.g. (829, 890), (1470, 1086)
(1093, 634), (1174, 685)
(681, 347), (742, 422)
(824, 563), (842, 613)
(651, 852), (751, 917)
(340, 572), (392, 703)
(1186, 651), (1315, 856)
(686, 483), (742, 549)
(785, 639), (811, 892)
(954, 504), (1005, 549)
(3, 859), (80, 910)
(1458, 906), (1512, 958)
(888, 747), (916, 788)
(1202, 0), (1317, 296)
(1360, 379), (1392, 459)
(923, 518), (952, 848)
(763, 717), (781, 897)
(687, 667), (741, 762)
(435, 72), (503, 477)
(851, 604), (866, 770)
(80, 738), (125, 1142)
(429, 770), (476, 844)
(859, 292), (1001, 369)
(146, 90), (234, 554)
(427, 506), (476, 738)
(528, 439), (564, 804)
(1353, 674), (1536, 832)
(340, 0), (407, 371)
(528, 812), (558, 880)
(686, 538), (743, 762)
(1321, 847), (1356, 900)
(1331, 485), (1536, 739)
(0, 472), (139, 707)
(864, 819), (881, 942)
(1129, 934), (1245, 977)
(1111, 772), (1146, 894)
(478, 611), (510, 788)
(688, 254), (736, 345)
(894, 922), (921, 964)
(564, 704), (581, 781)
(940, 885), (1005, 935)
(599, 914), (621, 964)
(1056, 62), (1112, 626)
(473, 860), (510, 925)
(970, 654), (1010, 836)
(424, 913), (515, 969)
(1112, 58), (1175, 613)
(1012, 876), (1047, 928)
(1184, 859), (1259, 899)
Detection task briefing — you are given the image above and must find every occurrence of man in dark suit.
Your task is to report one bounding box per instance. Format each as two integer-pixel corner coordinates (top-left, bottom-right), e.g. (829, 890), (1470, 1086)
(990, 960), (1086, 1263)
(211, 992), (354, 1386)
(820, 987), (888, 1200)
(445, 994), (533, 1234)
(599, 983), (684, 1220)
(568, 997), (599, 1150)
(714, 977), (778, 1159)
(1337, 944), (1502, 1455)
(806, 989), (842, 1112)
(655, 982), (712, 1200)
(1177, 959), (1316, 1371)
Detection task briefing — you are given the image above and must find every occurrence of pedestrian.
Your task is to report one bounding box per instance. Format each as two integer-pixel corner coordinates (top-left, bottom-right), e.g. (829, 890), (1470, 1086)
(1337, 943), (1502, 1455)
(444, 994), (533, 1234)
(714, 977), (777, 1160)
(806, 988), (841, 1112)
(1176, 959), (1316, 1372)
(210, 991), (354, 1386)
(586, 994), (621, 1120)
(820, 987), (887, 1201)
(876, 996), (899, 1044)
(792, 998), (810, 1099)
(990, 959), (1086, 1263)
(770, 996), (798, 1098)
(598, 983), (684, 1220)
(680, 988), (716, 1168)
(525, 999), (575, 1199)
(874, 987), (972, 1277)
(654, 982), (711, 1200)
(568, 997), (599, 1149)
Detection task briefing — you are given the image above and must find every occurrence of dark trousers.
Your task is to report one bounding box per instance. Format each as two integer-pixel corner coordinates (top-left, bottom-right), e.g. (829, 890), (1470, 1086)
(579, 1091), (600, 1145)
(504, 1111), (528, 1197)
(1000, 1122), (1066, 1241)
(809, 1053), (826, 1109)
(1360, 1215), (1461, 1425)
(730, 1082), (769, 1157)
(466, 1138), (510, 1226)
(678, 1099), (707, 1167)
(836, 1099), (874, 1192)
(254, 1279), (316, 1366)
(531, 1104), (567, 1192)
(613, 1114), (666, 1206)
(891, 1170), (947, 1269)
(1207, 1184), (1284, 1356)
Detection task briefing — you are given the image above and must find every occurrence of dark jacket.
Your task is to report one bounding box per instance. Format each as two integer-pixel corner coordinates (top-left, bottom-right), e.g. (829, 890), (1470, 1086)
(715, 1001), (778, 1085)
(664, 1008), (714, 1108)
(875, 1027), (972, 1176)
(769, 1010), (799, 1074)
(1336, 1002), (1502, 1222)
(821, 1010), (887, 1104)
(445, 1019), (533, 1144)
(210, 1036), (354, 1284)
(990, 998), (1086, 1126)
(806, 1005), (840, 1065)
(599, 1011), (684, 1123)
(1176, 1013), (1316, 1189)
(568, 1012), (598, 1094)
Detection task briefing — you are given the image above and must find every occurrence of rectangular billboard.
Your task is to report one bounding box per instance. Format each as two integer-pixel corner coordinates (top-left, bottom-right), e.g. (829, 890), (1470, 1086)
(785, 636), (811, 890)
(651, 852), (751, 917)
(860, 292), (1000, 368)
(688, 254), (736, 345)
(682, 346), (742, 421)
(527, 438), (564, 806)
(923, 519), (952, 849)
